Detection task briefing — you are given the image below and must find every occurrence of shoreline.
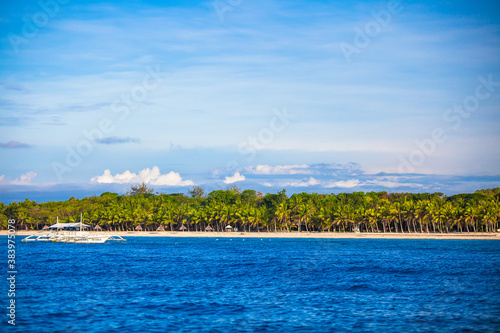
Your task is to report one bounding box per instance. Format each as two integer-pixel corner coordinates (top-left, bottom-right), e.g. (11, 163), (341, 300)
(3, 230), (499, 240)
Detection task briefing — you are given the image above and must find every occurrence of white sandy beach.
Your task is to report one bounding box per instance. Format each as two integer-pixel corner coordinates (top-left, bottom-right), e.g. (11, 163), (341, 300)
(3, 230), (499, 240)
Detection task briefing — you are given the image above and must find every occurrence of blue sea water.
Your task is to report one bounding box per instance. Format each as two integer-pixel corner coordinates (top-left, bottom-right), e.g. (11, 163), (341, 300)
(3, 237), (500, 332)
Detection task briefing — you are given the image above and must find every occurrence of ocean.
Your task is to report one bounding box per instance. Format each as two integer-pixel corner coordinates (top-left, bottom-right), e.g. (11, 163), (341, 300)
(5, 237), (500, 332)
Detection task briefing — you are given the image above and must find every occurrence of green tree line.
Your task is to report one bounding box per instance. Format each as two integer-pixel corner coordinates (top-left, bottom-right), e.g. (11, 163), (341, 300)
(1, 185), (499, 233)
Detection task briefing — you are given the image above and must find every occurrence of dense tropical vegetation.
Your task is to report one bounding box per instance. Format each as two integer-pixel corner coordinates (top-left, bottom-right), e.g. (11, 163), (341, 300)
(1, 185), (499, 233)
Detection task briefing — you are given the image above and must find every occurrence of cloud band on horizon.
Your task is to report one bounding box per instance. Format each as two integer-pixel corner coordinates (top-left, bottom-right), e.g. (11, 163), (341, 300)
(91, 166), (194, 186)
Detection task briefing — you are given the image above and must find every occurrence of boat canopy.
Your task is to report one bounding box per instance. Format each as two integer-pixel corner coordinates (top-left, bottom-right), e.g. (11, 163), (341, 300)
(49, 223), (91, 229)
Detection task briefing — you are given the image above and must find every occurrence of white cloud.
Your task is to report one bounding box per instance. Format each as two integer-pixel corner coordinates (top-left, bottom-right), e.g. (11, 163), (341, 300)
(91, 166), (194, 186)
(366, 179), (422, 188)
(245, 164), (311, 175)
(223, 172), (246, 184)
(278, 177), (419, 189)
(0, 171), (38, 185)
(325, 179), (360, 188)
(16, 171), (38, 185)
(276, 177), (360, 188)
(284, 177), (320, 187)
(151, 172), (193, 186)
(244, 163), (363, 177)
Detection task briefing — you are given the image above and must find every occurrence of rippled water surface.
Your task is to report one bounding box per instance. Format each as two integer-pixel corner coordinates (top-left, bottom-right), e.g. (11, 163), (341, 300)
(6, 237), (500, 332)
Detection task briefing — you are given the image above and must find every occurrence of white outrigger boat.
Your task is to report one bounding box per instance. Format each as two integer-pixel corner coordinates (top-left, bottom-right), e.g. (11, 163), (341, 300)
(23, 215), (126, 244)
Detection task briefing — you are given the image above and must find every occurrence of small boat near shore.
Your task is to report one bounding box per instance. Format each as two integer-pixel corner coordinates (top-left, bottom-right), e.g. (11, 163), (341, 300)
(22, 215), (126, 243)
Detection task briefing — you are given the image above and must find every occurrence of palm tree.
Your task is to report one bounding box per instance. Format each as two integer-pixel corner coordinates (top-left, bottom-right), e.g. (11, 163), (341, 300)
(465, 203), (480, 233)
(251, 206), (265, 232)
(415, 200), (429, 233)
(275, 201), (291, 232)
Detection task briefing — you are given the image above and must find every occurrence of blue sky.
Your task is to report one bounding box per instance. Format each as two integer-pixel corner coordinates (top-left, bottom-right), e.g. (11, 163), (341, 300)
(1, 0), (499, 203)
